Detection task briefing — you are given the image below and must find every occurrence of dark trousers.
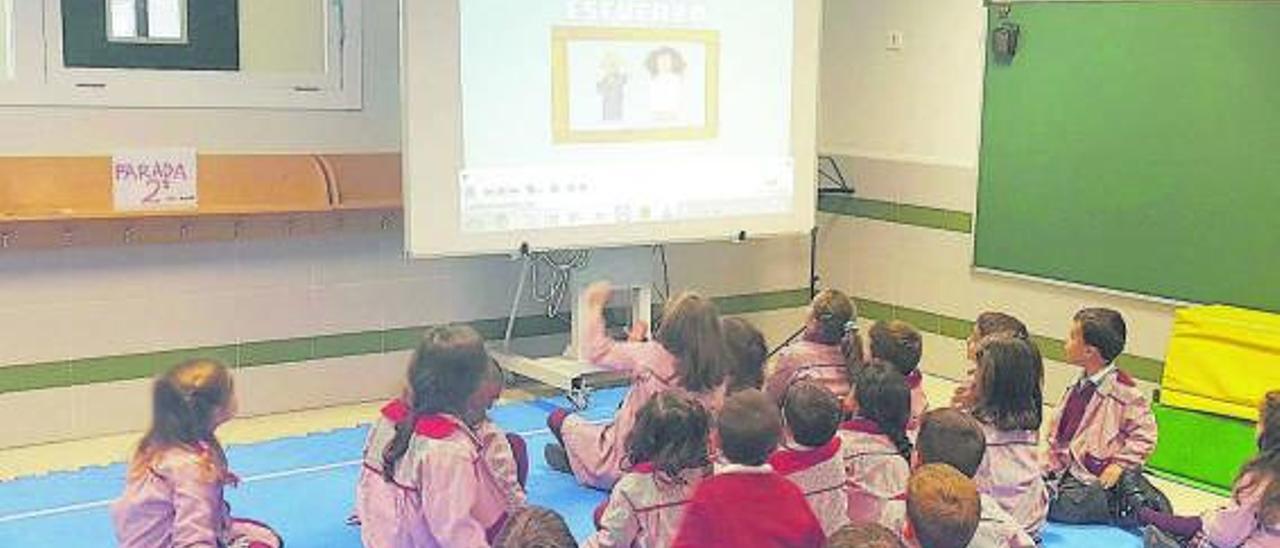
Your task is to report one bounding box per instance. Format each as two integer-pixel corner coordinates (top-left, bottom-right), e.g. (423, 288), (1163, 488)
(1048, 473), (1113, 524)
(1048, 470), (1172, 527)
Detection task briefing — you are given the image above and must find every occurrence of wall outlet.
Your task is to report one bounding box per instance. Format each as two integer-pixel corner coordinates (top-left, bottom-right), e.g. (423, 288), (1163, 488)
(887, 30), (905, 51)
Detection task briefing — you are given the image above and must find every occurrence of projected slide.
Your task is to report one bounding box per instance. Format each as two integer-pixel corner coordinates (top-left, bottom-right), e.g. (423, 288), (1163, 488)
(459, 0), (795, 234)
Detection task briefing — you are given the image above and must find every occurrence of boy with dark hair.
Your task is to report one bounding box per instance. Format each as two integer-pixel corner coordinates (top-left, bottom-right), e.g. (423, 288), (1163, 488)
(769, 381), (850, 535)
(1045, 308), (1166, 525)
(673, 389), (825, 548)
(912, 409), (1034, 547)
(868, 320), (928, 433)
(904, 464), (980, 548)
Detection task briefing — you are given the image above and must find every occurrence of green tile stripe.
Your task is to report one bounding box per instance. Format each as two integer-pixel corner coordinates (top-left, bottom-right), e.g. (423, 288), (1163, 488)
(852, 297), (1165, 383)
(0, 290), (1168, 394)
(0, 289), (814, 395)
(818, 194), (973, 234)
(714, 289), (811, 315)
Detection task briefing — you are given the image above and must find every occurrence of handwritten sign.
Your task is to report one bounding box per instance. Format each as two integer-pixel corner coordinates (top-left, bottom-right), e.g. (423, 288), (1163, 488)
(112, 149), (199, 211)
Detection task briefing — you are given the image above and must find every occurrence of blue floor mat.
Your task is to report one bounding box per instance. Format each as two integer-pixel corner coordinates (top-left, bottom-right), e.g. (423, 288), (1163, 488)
(0, 387), (1135, 546)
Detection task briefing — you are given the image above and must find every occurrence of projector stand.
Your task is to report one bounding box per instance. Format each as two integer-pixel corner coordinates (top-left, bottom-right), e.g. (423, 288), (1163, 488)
(492, 252), (649, 409)
(767, 156), (858, 357)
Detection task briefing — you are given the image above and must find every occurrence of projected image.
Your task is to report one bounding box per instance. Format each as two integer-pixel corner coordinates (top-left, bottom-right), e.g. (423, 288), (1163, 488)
(553, 28), (719, 143)
(457, 0), (796, 236)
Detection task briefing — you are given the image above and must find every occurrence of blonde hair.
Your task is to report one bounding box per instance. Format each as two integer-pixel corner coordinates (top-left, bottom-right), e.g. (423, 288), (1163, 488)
(906, 464), (980, 548)
(129, 359), (234, 483)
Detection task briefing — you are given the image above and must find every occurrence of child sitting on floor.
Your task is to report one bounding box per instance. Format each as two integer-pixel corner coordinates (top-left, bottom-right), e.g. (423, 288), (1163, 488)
(1045, 307), (1167, 526)
(586, 391), (712, 548)
(672, 389), (825, 547)
(908, 408), (1034, 547)
(902, 464), (981, 548)
(765, 289), (861, 404)
(1140, 390), (1280, 547)
(868, 320), (928, 434)
(468, 358), (529, 504)
(546, 282), (728, 490)
(354, 326), (518, 547)
(112, 359), (281, 548)
(840, 359), (913, 525)
(769, 380), (850, 535)
(722, 316), (768, 393)
(968, 334), (1048, 538)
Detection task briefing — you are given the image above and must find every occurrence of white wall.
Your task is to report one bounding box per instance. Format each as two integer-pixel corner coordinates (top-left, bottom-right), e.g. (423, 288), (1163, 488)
(816, 0), (1177, 400)
(820, 0), (987, 167)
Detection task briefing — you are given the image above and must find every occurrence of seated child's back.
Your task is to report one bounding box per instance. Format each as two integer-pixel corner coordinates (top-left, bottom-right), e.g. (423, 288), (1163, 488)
(868, 320), (928, 434)
(765, 289), (860, 403)
(112, 359), (281, 548)
(723, 316), (768, 393)
(673, 389), (825, 548)
(840, 360), (913, 525)
(552, 285), (728, 490)
(968, 335), (1048, 538)
(356, 327), (516, 547)
(769, 380), (850, 535)
(911, 409), (1034, 548)
(587, 391), (712, 548)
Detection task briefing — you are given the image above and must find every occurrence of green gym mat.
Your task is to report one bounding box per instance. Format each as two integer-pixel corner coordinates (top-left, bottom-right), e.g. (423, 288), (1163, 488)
(1149, 403), (1256, 494)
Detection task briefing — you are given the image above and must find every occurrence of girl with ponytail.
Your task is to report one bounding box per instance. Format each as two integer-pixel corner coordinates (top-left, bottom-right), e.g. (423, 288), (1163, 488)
(112, 359), (281, 547)
(838, 359), (912, 526)
(546, 281), (728, 491)
(355, 325), (521, 547)
(765, 289), (862, 405)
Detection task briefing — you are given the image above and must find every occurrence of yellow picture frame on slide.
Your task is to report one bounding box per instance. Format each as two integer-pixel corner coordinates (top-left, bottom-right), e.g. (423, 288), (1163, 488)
(551, 26), (720, 143)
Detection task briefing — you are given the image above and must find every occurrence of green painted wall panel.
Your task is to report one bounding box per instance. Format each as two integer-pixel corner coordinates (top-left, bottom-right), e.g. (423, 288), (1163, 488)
(976, 2), (1280, 312)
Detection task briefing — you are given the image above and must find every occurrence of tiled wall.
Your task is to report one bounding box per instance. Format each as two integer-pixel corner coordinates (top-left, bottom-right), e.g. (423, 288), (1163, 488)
(815, 0), (1178, 401)
(0, 216), (811, 447)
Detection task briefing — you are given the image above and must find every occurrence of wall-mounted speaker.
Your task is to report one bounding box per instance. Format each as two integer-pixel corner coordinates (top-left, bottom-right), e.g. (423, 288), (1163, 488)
(992, 21), (1021, 64)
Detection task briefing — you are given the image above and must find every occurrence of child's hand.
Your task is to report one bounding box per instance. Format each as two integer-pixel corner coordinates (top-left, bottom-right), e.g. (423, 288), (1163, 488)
(584, 281), (613, 310)
(1098, 463), (1125, 489)
(627, 320), (650, 342)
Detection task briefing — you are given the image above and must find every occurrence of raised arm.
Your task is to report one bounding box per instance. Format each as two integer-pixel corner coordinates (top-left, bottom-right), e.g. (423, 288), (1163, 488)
(579, 281), (655, 372)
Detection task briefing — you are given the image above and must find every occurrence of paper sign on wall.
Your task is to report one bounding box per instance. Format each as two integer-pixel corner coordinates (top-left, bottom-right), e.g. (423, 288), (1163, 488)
(112, 149), (199, 211)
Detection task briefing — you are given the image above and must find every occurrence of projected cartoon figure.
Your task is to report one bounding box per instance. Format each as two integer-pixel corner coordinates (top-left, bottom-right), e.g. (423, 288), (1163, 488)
(645, 46), (687, 122)
(596, 52), (629, 122)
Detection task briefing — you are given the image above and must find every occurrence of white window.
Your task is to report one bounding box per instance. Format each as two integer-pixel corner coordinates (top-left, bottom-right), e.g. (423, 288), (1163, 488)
(0, 0), (362, 110)
(107, 0), (187, 44)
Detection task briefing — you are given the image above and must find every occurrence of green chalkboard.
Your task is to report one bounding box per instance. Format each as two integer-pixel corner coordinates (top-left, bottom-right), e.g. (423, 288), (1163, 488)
(974, 1), (1280, 313)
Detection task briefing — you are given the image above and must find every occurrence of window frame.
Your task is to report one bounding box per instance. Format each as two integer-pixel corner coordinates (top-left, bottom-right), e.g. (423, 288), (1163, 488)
(0, 0), (49, 104)
(0, 0), (362, 110)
